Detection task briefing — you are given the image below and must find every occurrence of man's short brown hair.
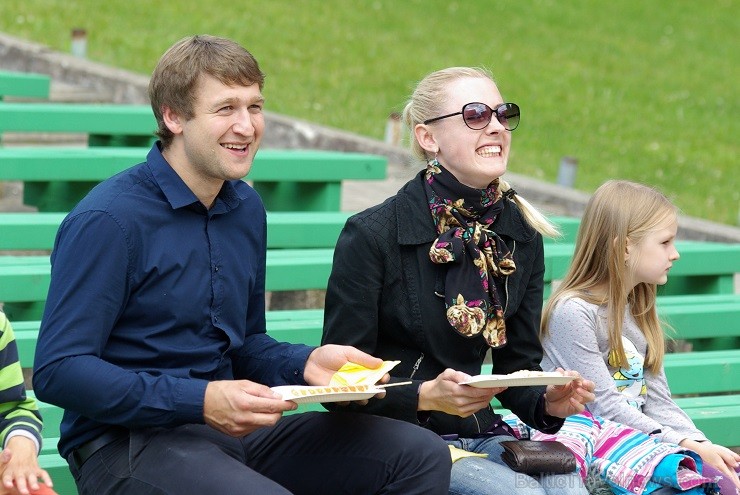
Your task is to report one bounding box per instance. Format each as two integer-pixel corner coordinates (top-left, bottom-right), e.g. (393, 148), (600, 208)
(148, 35), (265, 148)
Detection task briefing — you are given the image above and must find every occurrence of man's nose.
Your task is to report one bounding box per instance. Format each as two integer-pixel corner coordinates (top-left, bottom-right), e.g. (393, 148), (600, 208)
(232, 109), (255, 134)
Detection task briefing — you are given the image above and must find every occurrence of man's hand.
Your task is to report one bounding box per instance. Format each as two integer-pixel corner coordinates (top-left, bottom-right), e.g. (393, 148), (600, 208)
(303, 345), (386, 385)
(204, 380), (297, 437)
(543, 369), (596, 418)
(0, 436), (52, 495)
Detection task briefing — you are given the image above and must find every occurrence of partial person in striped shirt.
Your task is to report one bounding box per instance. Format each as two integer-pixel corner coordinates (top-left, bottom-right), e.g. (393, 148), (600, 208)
(0, 312), (55, 495)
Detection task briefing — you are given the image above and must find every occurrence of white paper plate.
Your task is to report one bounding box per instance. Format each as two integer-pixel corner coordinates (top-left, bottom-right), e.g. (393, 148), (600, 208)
(461, 372), (575, 388)
(272, 385), (384, 404)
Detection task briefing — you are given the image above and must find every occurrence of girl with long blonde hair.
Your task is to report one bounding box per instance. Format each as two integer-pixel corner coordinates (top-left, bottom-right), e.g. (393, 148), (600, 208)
(540, 180), (740, 493)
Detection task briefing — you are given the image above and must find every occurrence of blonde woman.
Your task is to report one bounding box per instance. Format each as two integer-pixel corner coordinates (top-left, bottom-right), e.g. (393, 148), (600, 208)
(540, 180), (740, 493)
(322, 67), (595, 495)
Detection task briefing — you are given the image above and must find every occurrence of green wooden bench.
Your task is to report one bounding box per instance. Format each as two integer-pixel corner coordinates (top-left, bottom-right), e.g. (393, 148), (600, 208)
(0, 102), (155, 143)
(0, 212), (578, 252)
(0, 71), (51, 100)
(0, 247), (335, 321)
(0, 146), (387, 211)
(2, 214), (738, 494)
(545, 241), (740, 297)
(2, 239), (738, 320)
(14, 304), (740, 449)
(0, 211), (352, 251)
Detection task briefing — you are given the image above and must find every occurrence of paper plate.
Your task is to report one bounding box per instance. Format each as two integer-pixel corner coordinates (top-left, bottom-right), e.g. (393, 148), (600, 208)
(461, 371), (575, 388)
(272, 385), (384, 404)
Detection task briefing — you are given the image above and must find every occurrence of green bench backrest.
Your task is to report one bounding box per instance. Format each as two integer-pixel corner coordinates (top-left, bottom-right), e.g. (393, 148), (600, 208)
(0, 146), (387, 212)
(0, 102), (155, 136)
(0, 211), (352, 251)
(0, 213), (581, 251)
(0, 71), (51, 100)
(0, 147), (387, 182)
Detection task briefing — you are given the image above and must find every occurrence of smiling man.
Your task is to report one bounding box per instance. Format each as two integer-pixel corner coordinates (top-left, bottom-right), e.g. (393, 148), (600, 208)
(32, 35), (451, 495)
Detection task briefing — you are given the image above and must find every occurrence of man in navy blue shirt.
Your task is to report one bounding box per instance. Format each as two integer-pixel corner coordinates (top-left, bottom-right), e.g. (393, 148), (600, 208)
(32, 35), (451, 495)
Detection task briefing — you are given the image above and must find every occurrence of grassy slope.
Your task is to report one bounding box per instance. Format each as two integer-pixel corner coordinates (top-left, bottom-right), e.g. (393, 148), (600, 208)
(1, 0), (737, 224)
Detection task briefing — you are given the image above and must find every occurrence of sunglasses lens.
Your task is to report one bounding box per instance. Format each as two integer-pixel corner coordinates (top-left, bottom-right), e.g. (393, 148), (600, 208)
(498, 103), (520, 131)
(462, 103), (492, 130)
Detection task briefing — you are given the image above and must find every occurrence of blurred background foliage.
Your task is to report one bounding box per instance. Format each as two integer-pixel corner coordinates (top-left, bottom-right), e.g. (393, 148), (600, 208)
(1, 0), (737, 224)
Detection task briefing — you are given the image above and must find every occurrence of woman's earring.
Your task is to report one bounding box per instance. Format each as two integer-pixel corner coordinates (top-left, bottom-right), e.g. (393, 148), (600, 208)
(427, 151), (440, 168)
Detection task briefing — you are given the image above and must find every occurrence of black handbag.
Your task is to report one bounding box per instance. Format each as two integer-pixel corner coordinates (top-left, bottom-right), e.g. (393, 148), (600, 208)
(500, 440), (577, 474)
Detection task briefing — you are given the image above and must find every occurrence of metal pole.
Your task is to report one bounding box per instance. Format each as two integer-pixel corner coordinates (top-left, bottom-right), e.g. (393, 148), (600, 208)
(556, 156), (578, 188)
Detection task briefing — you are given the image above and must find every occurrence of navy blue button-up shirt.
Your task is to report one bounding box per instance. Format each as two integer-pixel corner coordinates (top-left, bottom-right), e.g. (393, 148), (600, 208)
(33, 143), (313, 458)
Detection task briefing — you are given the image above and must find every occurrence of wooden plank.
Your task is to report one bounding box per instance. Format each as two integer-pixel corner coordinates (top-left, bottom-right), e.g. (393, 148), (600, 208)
(544, 241), (740, 297)
(0, 212), (578, 251)
(664, 350), (740, 395)
(0, 102), (156, 134)
(0, 211), (352, 251)
(0, 70), (51, 99)
(16, 310), (327, 367)
(546, 216), (580, 245)
(687, 404), (740, 446)
(0, 248), (335, 306)
(545, 241), (740, 280)
(661, 302), (740, 340)
(0, 147), (387, 181)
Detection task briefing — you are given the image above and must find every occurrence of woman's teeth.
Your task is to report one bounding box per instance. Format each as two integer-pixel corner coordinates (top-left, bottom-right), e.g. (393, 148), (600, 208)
(477, 145), (501, 157)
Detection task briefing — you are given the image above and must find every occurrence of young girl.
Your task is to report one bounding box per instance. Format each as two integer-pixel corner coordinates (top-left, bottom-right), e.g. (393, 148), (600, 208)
(539, 179), (740, 493)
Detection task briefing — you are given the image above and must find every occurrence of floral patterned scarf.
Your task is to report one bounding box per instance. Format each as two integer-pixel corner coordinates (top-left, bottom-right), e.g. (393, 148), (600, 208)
(424, 159), (515, 348)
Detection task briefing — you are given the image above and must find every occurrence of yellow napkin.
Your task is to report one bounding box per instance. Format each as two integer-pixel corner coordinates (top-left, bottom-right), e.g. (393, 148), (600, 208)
(449, 445), (488, 463)
(329, 360), (401, 386)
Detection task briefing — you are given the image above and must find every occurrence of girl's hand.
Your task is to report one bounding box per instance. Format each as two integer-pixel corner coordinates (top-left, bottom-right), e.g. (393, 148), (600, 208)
(0, 436), (53, 495)
(543, 369), (596, 418)
(418, 368), (506, 417)
(681, 439), (740, 491)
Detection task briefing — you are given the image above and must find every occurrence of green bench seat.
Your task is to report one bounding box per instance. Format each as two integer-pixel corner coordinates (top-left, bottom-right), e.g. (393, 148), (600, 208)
(0, 147), (387, 211)
(0, 71), (51, 100)
(19, 316), (740, 460)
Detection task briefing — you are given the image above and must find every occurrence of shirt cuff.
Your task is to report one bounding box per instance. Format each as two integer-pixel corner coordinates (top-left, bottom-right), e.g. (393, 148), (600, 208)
(534, 393), (565, 433)
(4, 430), (40, 455)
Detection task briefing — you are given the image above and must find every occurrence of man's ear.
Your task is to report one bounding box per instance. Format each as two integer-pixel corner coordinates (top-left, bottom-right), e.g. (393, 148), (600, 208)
(414, 124), (439, 155)
(162, 106), (184, 135)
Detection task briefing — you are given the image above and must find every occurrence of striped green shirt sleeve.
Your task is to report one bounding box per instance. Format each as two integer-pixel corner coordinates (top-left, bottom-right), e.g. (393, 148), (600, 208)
(0, 312), (43, 449)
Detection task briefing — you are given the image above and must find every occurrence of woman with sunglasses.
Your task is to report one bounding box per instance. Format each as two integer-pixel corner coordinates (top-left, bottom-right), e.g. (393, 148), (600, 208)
(321, 67), (595, 495)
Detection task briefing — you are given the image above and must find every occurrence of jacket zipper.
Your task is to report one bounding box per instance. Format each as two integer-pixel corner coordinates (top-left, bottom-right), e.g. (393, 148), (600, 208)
(409, 353), (424, 379)
(503, 240), (515, 315)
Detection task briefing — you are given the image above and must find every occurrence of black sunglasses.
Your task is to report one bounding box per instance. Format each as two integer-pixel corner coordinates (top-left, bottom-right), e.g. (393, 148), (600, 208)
(423, 102), (520, 131)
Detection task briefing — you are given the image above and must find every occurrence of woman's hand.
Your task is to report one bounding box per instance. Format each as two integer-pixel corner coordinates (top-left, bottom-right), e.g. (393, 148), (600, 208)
(681, 439), (740, 491)
(418, 368), (506, 417)
(543, 369), (595, 418)
(0, 436), (53, 495)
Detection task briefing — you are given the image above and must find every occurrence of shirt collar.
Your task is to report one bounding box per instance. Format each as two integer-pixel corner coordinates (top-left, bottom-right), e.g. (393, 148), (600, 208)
(146, 142), (248, 213)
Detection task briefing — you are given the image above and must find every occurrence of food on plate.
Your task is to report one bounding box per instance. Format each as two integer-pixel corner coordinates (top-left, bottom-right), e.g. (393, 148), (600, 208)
(288, 385), (373, 397)
(506, 370), (555, 378)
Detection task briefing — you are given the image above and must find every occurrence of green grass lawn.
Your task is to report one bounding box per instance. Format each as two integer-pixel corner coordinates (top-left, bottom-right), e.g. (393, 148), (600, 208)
(1, 0), (738, 225)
